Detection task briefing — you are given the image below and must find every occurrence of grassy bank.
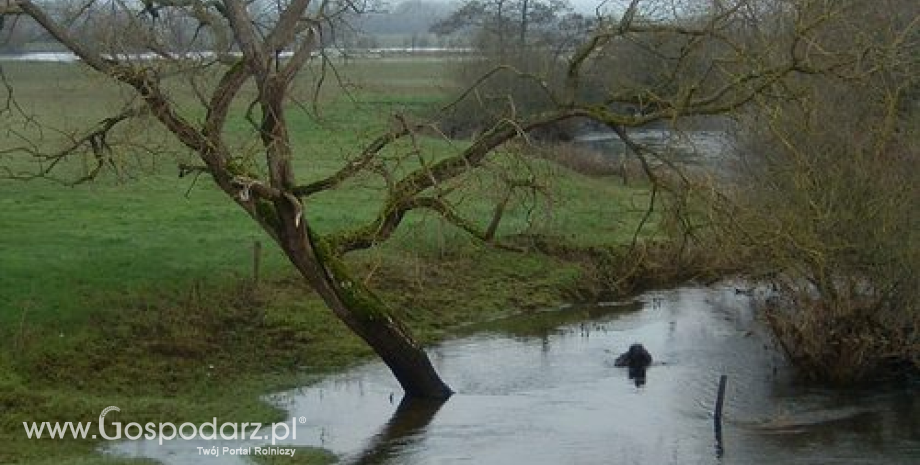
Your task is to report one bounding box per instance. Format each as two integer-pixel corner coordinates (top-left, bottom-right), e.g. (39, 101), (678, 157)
(1, 243), (586, 463)
(0, 58), (660, 464)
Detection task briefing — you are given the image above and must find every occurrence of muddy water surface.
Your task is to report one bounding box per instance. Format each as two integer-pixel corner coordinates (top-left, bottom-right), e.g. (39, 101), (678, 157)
(109, 285), (920, 464)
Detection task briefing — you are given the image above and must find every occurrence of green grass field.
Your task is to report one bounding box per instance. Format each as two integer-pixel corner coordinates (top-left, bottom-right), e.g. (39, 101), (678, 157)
(0, 59), (652, 328)
(0, 58), (657, 464)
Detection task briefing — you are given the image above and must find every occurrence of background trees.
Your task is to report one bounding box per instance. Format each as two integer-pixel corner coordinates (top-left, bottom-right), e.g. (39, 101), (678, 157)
(430, 0), (591, 138)
(431, 0), (575, 53)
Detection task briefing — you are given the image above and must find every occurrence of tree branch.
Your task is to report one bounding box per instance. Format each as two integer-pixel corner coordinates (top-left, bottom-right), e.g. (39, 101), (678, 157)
(1, 105), (149, 183)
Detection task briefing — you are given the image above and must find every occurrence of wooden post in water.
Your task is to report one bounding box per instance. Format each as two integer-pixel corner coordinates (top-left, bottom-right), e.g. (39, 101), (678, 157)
(714, 374), (728, 458)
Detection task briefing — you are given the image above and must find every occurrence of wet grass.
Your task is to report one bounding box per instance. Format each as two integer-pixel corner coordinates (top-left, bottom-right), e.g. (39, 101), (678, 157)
(0, 245), (584, 463)
(0, 58), (657, 464)
(460, 300), (644, 339)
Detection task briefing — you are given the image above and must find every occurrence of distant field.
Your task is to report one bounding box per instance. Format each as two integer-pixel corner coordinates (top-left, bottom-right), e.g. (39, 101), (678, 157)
(0, 58), (652, 329)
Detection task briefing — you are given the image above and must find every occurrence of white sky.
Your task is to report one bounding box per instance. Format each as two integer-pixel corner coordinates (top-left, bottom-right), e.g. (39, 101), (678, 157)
(571, 0), (629, 14)
(426, 0), (629, 14)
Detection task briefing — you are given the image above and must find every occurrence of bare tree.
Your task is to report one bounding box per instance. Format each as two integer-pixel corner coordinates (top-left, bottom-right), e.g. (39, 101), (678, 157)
(1, 0), (868, 396)
(431, 0), (573, 52)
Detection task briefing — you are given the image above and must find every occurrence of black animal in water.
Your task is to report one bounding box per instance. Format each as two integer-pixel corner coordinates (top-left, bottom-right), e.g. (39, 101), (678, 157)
(614, 344), (653, 387)
(615, 344), (653, 368)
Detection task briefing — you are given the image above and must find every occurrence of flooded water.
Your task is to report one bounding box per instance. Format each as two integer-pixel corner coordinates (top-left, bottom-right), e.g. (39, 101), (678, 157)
(109, 285), (920, 464)
(575, 128), (733, 174)
(0, 48), (473, 64)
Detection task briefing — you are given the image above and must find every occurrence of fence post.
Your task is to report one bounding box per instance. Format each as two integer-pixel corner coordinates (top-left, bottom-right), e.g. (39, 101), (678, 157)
(714, 374), (728, 458)
(252, 240), (262, 289)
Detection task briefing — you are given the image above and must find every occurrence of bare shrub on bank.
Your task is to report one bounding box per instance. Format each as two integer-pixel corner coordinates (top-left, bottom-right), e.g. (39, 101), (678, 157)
(718, 0), (920, 382)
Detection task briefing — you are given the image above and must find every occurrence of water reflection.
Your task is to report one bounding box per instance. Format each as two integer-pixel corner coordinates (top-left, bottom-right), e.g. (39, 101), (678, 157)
(348, 398), (446, 465)
(628, 366), (648, 387)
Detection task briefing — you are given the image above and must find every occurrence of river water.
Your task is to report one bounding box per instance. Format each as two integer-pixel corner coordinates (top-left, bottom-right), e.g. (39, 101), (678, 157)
(108, 284), (920, 464)
(574, 127), (734, 175)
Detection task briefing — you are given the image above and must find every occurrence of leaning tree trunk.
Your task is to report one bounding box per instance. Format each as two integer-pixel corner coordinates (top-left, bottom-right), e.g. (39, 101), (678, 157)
(272, 198), (453, 399)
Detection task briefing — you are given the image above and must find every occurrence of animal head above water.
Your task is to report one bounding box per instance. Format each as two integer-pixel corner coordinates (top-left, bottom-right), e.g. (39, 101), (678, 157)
(614, 343), (653, 369)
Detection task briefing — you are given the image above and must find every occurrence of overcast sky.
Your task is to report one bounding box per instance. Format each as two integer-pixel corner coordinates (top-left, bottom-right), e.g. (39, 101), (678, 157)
(571, 0), (628, 14)
(431, 0), (630, 15)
